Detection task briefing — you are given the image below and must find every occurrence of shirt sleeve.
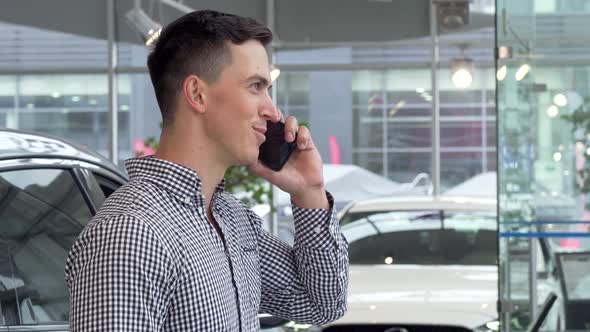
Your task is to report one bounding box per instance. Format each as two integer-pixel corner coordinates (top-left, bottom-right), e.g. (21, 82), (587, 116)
(65, 215), (177, 332)
(255, 191), (349, 326)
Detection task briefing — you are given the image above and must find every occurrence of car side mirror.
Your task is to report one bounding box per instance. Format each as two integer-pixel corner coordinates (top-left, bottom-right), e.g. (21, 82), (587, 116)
(259, 313), (290, 329)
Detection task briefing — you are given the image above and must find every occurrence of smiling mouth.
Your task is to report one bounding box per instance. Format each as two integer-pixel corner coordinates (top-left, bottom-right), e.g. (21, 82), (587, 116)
(254, 128), (266, 143)
(253, 127), (267, 135)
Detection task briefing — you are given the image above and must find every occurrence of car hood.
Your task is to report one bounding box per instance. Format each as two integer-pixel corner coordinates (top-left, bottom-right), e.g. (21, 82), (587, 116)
(332, 264), (498, 328)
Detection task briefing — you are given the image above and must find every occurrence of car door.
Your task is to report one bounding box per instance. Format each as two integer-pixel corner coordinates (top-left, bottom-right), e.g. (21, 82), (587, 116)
(0, 166), (100, 331)
(0, 161), (127, 332)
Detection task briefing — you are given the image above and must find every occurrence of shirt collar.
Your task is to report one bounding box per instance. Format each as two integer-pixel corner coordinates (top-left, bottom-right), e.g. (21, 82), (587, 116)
(124, 157), (225, 203)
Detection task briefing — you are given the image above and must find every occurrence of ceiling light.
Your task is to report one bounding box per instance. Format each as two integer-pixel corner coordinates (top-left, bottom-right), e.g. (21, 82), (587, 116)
(515, 64), (530, 81)
(553, 93), (568, 107)
(496, 65), (507, 81)
(126, 7), (162, 47)
(553, 152), (562, 162)
(547, 105), (559, 117)
(51, 92), (61, 98)
(451, 58), (474, 88)
(416, 88), (425, 93)
(270, 65), (281, 82)
(145, 28), (161, 47)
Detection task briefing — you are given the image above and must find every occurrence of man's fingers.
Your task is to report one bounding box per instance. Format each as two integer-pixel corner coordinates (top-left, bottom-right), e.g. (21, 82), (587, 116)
(296, 125), (313, 150)
(284, 116), (298, 142)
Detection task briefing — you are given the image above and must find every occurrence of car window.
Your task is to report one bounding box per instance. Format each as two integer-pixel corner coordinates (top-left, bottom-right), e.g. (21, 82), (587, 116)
(341, 209), (497, 265)
(93, 173), (123, 199)
(0, 168), (93, 326)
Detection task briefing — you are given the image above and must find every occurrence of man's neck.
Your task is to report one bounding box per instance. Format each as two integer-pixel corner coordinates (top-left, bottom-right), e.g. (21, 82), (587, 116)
(154, 125), (227, 209)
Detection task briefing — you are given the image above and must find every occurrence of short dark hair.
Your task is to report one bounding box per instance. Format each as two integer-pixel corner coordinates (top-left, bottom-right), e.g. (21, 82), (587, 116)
(147, 10), (273, 126)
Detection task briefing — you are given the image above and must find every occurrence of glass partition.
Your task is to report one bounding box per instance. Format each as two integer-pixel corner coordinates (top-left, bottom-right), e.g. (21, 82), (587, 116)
(497, 1), (590, 331)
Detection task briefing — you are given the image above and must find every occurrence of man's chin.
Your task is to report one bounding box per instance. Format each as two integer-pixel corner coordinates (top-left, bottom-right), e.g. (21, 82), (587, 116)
(233, 152), (259, 167)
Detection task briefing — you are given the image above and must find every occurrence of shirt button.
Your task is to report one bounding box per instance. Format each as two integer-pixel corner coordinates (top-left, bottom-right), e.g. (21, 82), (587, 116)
(314, 226), (322, 234)
(183, 196), (191, 204)
(197, 207), (204, 214)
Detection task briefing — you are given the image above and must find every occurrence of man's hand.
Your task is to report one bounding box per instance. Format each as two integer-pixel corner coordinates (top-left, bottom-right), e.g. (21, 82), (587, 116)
(249, 115), (329, 210)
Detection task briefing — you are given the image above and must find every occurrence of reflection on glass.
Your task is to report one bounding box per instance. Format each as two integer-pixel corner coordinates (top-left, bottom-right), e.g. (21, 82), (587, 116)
(0, 169), (93, 325)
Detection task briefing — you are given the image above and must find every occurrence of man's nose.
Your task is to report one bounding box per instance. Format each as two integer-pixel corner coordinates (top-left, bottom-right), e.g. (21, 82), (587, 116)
(259, 93), (280, 122)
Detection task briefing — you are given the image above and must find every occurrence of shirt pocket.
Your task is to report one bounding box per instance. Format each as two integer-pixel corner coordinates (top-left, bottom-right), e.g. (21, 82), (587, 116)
(240, 245), (261, 309)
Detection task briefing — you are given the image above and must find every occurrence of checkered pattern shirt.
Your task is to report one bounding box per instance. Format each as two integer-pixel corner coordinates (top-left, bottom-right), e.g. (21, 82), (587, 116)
(65, 157), (349, 331)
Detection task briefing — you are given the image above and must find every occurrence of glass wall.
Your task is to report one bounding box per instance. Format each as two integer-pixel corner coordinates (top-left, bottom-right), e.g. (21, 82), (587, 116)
(273, 32), (495, 245)
(1, 4), (496, 192)
(497, 0), (590, 331)
(0, 22), (107, 71)
(0, 74), (136, 160)
(0, 19), (160, 165)
(276, 57), (495, 191)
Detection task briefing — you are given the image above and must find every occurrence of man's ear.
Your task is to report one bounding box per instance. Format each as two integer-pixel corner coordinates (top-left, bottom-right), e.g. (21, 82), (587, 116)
(183, 75), (207, 114)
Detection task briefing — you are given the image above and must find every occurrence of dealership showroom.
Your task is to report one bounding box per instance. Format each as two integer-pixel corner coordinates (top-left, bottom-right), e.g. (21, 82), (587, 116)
(0, 0), (589, 331)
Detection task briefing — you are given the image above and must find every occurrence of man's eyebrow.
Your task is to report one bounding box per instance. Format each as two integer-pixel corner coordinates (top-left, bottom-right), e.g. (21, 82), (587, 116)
(245, 74), (270, 87)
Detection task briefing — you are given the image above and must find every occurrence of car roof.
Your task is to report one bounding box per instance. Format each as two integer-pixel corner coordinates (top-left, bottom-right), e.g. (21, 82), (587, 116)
(0, 129), (125, 178)
(344, 195), (497, 213)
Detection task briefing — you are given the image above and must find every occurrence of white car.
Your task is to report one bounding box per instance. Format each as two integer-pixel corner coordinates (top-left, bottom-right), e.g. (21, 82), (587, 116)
(325, 196), (499, 332)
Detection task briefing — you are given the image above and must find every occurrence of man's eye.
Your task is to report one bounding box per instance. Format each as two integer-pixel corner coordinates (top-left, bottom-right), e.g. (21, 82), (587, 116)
(250, 82), (261, 90)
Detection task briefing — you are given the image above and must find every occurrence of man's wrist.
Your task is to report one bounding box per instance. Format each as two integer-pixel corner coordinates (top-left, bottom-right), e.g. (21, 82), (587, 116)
(290, 187), (330, 210)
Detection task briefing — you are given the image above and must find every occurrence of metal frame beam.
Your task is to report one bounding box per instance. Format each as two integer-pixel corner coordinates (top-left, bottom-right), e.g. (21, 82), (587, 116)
(107, 0), (118, 164)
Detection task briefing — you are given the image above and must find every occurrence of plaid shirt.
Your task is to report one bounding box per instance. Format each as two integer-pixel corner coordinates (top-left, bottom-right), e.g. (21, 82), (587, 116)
(65, 157), (349, 331)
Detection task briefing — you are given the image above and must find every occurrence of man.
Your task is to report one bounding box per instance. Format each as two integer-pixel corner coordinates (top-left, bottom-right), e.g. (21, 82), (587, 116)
(65, 9), (348, 332)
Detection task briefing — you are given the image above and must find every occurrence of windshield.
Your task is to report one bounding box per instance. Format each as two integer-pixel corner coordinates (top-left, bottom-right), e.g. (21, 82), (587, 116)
(340, 209), (497, 265)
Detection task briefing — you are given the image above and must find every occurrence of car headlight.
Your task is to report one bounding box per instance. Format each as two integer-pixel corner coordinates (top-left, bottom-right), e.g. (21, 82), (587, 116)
(282, 321), (322, 331)
(473, 319), (500, 332)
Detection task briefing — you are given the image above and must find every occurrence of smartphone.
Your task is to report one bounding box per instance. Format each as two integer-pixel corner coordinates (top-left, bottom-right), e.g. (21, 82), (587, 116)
(258, 121), (297, 171)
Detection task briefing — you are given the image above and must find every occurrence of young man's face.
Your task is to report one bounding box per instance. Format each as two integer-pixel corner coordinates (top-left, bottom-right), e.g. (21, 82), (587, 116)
(201, 39), (278, 166)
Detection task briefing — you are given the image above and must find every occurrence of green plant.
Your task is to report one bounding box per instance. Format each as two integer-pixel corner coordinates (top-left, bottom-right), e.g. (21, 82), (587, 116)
(223, 165), (271, 206)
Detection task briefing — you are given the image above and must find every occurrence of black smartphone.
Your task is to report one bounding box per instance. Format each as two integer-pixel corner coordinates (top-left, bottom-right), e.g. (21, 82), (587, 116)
(258, 121), (297, 171)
